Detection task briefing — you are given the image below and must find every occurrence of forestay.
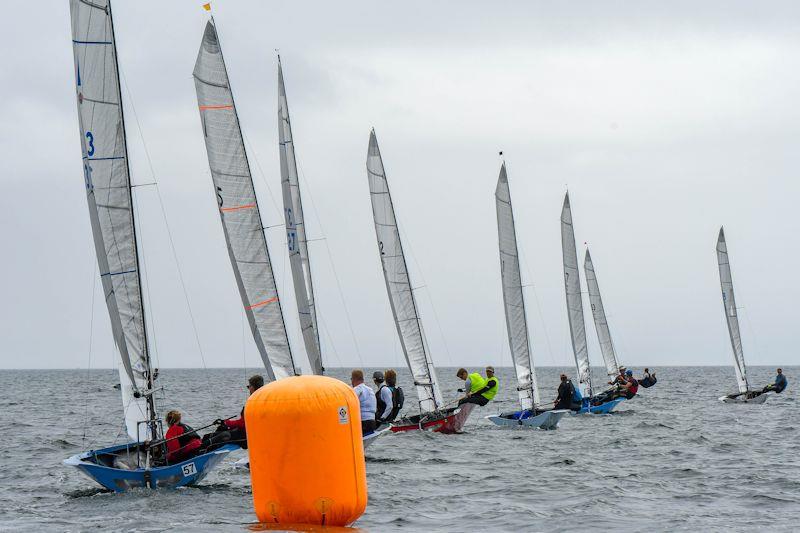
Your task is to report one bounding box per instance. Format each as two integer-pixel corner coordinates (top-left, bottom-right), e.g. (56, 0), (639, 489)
(367, 131), (443, 412)
(584, 249), (620, 377)
(193, 21), (295, 381)
(70, 0), (152, 441)
(561, 193), (592, 397)
(278, 58), (323, 375)
(495, 164), (539, 410)
(716, 228), (749, 393)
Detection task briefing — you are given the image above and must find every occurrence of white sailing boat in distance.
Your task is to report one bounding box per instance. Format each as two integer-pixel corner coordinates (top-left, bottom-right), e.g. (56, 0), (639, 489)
(367, 130), (473, 433)
(716, 228), (769, 404)
(278, 60), (387, 447)
(64, 0), (236, 491)
(560, 193), (624, 414)
(485, 163), (567, 429)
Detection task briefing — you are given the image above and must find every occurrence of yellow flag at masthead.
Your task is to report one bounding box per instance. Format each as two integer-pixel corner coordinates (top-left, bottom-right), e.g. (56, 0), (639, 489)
(203, 3), (211, 11)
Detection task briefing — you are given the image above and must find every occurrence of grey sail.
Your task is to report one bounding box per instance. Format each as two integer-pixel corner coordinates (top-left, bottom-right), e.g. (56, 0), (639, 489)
(716, 228), (749, 393)
(561, 193), (592, 397)
(70, 0), (154, 440)
(584, 249), (620, 377)
(193, 21), (295, 381)
(495, 164), (539, 410)
(278, 58), (323, 375)
(367, 130), (443, 412)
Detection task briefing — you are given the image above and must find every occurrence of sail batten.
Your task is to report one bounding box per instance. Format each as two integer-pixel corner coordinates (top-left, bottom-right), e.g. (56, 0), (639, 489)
(584, 249), (620, 377)
(495, 164), (539, 409)
(717, 228), (749, 393)
(561, 193), (592, 397)
(193, 20), (295, 381)
(70, 0), (153, 440)
(367, 131), (442, 412)
(278, 58), (323, 375)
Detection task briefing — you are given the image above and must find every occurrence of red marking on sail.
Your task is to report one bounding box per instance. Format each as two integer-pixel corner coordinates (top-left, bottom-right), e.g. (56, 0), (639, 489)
(247, 297), (277, 310)
(199, 104), (233, 110)
(220, 203), (256, 212)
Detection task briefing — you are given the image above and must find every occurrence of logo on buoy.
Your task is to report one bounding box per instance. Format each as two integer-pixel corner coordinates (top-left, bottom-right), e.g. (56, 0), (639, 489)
(338, 406), (349, 424)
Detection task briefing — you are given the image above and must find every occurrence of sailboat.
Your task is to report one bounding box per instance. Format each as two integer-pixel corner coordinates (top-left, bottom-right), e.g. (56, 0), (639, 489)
(560, 193), (624, 414)
(485, 164), (567, 429)
(716, 228), (768, 404)
(194, 19), (297, 384)
(584, 249), (622, 381)
(367, 130), (472, 433)
(278, 60), (388, 447)
(64, 0), (236, 491)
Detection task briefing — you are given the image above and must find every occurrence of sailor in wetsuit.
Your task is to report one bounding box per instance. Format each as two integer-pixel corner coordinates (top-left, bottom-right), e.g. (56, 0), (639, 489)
(619, 370), (639, 399)
(554, 374), (580, 410)
(639, 368), (658, 388)
(762, 368), (788, 394)
(202, 374), (263, 452)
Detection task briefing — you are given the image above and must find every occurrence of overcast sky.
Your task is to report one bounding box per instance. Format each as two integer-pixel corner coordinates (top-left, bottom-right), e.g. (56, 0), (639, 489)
(2, 1), (799, 372)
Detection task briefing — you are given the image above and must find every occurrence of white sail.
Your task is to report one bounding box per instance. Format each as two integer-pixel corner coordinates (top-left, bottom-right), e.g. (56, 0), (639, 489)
(561, 193), (592, 397)
(495, 164), (539, 410)
(278, 58), (323, 375)
(70, 0), (153, 441)
(716, 228), (749, 393)
(366, 131), (443, 412)
(193, 21), (296, 380)
(584, 249), (620, 377)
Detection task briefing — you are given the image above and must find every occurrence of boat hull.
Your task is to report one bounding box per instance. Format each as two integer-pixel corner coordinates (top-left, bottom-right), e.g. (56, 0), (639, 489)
(64, 442), (238, 492)
(486, 409), (568, 429)
(720, 391), (769, 404)
(572, 397), (625, 415)
(362, 426), (390, 449)
(390, 404), (475, 434)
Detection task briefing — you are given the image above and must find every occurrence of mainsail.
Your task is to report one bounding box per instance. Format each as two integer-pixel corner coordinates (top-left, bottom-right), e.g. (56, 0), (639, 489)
(278, 58), (323, 375)
(495, 164), (539, 410)
(584, 249), (620, 377)
(561, 193), (592, 397)
(193, 21), (295, 381)
(367, 131), (443, 412)
(716, 228), (749, 393)
(70, 0), (154, 441)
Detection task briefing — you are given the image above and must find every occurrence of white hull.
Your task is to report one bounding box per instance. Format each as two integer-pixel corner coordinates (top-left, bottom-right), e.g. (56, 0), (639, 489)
(719, 392), (769, 404)
(486, 410), (568, 430)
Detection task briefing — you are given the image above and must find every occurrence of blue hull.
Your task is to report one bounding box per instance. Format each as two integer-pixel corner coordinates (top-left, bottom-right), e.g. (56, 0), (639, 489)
(573, 397), (625, 415)
(64, 442), (238, 492)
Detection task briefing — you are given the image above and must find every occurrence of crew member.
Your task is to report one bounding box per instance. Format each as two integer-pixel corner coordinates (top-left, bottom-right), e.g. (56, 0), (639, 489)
(373, 370), (393, 423)
(203, 374), (263, 452)
(384, 369), (403, 422)
(352, 369), (377, 435)
(554, 374), (580, 410)
(619, 369), (639, 399)
(763, 368), (788, 394)
(456, 368), (488, 406)
(640, 368), (658, 388)
(164, 410), (201, 463)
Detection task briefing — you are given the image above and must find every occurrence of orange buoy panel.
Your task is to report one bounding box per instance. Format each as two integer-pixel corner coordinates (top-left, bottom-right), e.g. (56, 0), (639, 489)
(246, 375), (367, 527)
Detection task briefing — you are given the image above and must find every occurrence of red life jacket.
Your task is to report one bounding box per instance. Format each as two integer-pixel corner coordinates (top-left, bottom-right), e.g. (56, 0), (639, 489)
(628, 378), (639, 395)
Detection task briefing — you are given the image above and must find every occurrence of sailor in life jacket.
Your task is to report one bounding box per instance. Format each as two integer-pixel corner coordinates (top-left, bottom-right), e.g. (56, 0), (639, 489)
(457, 366), (499, 407)
(374, 369), (404, 423)
(164, 410), (202, 464)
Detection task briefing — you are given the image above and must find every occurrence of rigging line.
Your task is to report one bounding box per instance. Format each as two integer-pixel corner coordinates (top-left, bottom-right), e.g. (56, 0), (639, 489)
(519, 247), (557, 366)
(241, 133), (282, 223)
(118, 67), (212, 390)
(82, 249), (98, 447)
(132, 188), (160, 375)
(295, 162), (363, 361)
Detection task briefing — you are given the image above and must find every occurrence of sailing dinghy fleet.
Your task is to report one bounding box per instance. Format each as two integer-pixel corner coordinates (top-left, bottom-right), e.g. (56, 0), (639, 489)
(62, 1), (786, 493)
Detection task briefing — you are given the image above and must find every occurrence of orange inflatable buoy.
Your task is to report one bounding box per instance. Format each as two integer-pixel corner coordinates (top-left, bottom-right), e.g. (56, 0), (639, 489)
(246, 375), (367, 527)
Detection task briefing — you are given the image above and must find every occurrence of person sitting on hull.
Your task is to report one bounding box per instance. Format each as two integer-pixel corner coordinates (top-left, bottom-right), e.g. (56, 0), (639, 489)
(374, 369), (403, 424)
(762, 368), (788, 394)
(457, 367), (498, 406)
(618, 369), (639, 399)
(609, 366), (627, 387)
(202, 374), (263, 452)
(163, 410), (201, 464)
(554, 374), (581, 410)
(352, 369), (377, 435)
(639, 368), (658, 388)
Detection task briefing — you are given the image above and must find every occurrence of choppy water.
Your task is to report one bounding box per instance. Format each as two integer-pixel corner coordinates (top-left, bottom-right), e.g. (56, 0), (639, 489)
(1, 366), (797, 532)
